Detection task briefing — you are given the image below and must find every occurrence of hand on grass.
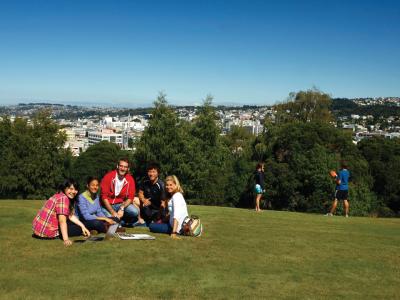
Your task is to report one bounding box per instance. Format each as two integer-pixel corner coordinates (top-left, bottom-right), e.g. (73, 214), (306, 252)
(64, 239), (73, 247)
(171, 234), (181, 240)
(82, 227), (91, 237)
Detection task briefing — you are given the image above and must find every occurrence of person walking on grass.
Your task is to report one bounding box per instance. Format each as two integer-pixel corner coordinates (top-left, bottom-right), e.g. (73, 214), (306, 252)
(32, 178), (91, 246)
(100, 158), (143, 226)
(254, 162), (266, 212)
(75, 176), (117, 233)
(326, 162), (351, 217)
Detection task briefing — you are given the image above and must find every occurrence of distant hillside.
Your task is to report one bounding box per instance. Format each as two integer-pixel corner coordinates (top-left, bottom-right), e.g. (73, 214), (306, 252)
(332, 98), (400, 118)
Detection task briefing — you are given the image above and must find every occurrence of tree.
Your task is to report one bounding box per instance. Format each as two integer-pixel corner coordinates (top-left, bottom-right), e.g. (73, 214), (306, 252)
(28, 110), (70, 197)
(134, 94), (235, 206)
(0, 110), (69, 199)
(188, 95), (232, 205)
(274, 88), (333, 124)
(72, 141), (127, 189)
(358, 138), (400, 215)
(256, 121), (376, 215)
(133, 92), (187, 181)
(222, 126), (255, 207)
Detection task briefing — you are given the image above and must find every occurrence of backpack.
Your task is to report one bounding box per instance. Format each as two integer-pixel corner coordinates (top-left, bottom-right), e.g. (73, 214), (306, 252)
(181, 215), (203, 237)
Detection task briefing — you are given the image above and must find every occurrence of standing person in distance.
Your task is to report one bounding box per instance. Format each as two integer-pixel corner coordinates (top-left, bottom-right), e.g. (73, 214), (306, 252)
(254, 162), (266, 212)
(101, 158), (142, 226)
(326, 162), (351, 217)
(138, 162), (166, 225)
(32, 178), (91, 246)
(149, 175), (188, 239)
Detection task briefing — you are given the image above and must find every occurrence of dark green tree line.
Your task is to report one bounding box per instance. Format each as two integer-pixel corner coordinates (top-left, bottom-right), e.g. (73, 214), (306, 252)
(0, 110), (70, 199)
(1, 89), (399, 217)
(133, 93), (239, 205)
(358, 138), (400, 216)
(258, 121), (376, 215)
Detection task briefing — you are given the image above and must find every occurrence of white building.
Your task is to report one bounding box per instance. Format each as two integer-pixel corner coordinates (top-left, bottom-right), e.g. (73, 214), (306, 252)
(88, 129), (124, 147)
(385, 132), (400, 139)
(65, 140), (87, 156)
(103, 115), (147, 132)
(61, 128), (75, 140)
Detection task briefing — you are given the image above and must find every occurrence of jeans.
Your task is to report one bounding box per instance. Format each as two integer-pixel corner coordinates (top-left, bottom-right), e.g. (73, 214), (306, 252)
(82, 219), (107, 233)
(102, 203), (139, 224)
(149, 222), (172, 234)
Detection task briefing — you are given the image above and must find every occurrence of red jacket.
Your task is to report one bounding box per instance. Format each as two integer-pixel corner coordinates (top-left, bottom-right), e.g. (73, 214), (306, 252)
(101, 170), (136, 205)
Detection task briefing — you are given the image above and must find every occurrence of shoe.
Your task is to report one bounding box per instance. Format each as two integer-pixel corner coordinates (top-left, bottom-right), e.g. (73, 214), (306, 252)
(345, 214), (349, 218)
(132, 221), (147, 227)
(324, 213), (333, 216)
(116, 226), (126, 233)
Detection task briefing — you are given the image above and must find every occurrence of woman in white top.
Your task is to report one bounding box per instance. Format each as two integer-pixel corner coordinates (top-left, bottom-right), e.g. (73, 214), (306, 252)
(149, 175), (188, 239)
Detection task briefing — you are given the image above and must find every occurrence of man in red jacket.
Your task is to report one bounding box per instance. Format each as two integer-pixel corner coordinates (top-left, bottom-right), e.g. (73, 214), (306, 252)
(101, 158), (140, 225)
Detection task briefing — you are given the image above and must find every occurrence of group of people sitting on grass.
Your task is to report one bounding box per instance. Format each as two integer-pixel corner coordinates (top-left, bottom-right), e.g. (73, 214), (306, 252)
(32, 159), (188, 246)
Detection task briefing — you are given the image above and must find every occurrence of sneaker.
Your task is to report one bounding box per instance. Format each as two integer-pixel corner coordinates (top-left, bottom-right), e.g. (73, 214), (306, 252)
(324, 213), (333, 216)
(132, 221), (147, 227)
(345, 214), (349, 218)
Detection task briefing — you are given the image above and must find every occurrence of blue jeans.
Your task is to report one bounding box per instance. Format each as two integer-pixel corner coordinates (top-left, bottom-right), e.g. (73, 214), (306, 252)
(149, 222), (172, 234)
(102, 203), (139, 224)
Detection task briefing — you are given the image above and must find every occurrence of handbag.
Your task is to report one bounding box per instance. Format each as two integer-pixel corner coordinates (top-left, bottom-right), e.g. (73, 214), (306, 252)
(181, 215), (203, 237)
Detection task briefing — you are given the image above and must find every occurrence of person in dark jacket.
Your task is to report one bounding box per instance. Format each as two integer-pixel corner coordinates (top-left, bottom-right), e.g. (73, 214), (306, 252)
(138, 162), (166, 224)
(254, 162), (265, 212)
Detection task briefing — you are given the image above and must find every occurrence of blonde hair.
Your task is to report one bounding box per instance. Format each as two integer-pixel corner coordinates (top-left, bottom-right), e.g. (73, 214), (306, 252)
(165, 175), (184, 194)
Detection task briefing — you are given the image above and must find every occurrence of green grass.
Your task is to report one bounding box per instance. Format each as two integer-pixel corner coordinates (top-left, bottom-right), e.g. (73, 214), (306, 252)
(0, 200), (399, 300)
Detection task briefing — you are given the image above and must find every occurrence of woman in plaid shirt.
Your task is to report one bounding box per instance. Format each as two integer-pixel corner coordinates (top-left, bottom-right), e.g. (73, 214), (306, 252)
(32, 178), (91, 246)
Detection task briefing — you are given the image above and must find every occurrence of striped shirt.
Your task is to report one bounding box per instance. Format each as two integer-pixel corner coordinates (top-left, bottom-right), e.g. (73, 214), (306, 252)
(32, 192), (70, 238)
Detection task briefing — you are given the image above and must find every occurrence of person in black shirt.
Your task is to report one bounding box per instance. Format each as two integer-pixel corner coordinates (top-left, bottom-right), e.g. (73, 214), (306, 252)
(254, 162), (265, 212)
(138, 162), (166, 224)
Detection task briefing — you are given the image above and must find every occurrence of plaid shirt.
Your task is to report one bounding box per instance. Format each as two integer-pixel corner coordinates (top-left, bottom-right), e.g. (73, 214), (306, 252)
(32, 192), (70, 238)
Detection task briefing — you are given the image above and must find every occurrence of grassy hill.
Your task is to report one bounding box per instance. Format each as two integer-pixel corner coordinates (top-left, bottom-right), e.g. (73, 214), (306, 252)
(0, 200), (399, 299)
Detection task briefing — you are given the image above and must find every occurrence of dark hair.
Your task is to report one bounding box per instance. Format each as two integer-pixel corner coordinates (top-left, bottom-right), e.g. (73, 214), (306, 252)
(256, 162), (264, 170)
(118, 158), (130, 166)
(341, 161), (348, 169)
(58, 178), (79, 212)
(86, 176), (100, 186)
(146, 162), (160, 173)
(58, 178), (79, 193)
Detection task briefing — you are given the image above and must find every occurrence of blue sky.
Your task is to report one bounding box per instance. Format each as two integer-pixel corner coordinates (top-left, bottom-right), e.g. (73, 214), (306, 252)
(0, 0), (399, 107)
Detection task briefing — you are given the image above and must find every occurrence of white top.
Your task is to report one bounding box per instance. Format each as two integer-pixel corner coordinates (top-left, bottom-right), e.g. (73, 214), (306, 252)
(114, 174), (126, 197)
(168, 192), (189, 232)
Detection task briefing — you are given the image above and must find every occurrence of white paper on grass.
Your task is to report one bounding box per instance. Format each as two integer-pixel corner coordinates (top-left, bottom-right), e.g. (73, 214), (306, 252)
(115, 233), (155, 240)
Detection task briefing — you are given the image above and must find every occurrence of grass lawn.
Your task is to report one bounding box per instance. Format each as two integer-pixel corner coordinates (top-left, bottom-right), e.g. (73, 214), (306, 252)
(0, 200), (399, 299)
